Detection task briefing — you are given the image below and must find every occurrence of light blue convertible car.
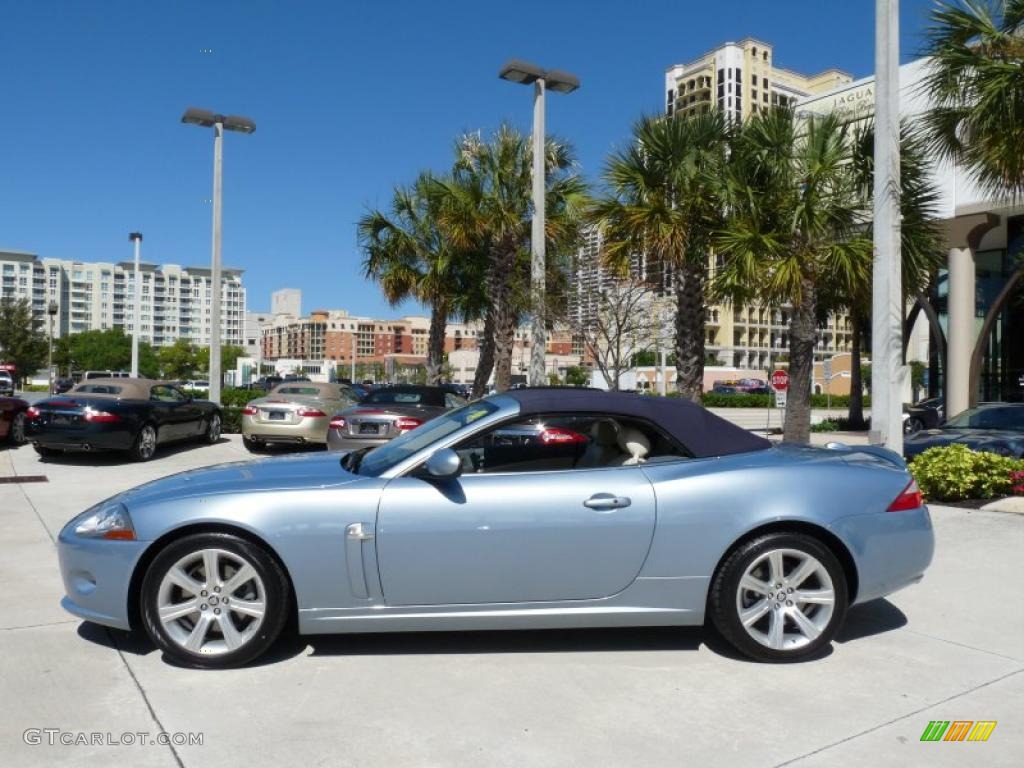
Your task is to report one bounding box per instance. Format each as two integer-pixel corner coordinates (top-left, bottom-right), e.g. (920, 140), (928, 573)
(58, 389), (934, 668)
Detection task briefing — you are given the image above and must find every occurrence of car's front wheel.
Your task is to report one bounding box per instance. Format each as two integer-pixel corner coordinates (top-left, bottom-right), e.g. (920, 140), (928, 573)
(140, 533), (290, 669)
(709, 533), (848, 662)
(904, 417), (924, 434)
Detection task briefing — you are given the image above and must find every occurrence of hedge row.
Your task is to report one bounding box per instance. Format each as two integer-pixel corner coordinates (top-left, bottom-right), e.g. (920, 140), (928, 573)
(909, 444), (1024, 502)
(697, 392), (870, 409)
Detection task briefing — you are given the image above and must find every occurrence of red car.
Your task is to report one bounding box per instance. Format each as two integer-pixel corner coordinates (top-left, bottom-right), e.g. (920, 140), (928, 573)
(0, 396), (29, 446)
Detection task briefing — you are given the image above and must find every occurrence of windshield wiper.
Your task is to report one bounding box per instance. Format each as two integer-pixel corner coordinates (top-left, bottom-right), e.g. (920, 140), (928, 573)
(341, 446), (371, 474)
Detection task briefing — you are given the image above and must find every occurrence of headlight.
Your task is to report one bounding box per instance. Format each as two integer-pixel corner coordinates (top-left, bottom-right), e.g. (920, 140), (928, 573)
(70, 500), (136, 540)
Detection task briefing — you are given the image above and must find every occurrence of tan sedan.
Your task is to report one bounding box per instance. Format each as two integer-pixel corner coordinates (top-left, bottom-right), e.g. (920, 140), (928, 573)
(242, 382), (358, 451)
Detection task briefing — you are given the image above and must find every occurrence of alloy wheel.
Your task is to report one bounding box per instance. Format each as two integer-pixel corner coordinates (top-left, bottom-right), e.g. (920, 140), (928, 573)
(734, 548), (836, 651)
(207, 414), (222, 443)
(11, 412), (26, 444)
(156, 548), (267, 656)
(137, 425), (157, 459)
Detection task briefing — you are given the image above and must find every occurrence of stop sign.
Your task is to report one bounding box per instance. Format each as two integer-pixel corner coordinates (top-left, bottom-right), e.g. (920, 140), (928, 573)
(770, 370), (789, 392)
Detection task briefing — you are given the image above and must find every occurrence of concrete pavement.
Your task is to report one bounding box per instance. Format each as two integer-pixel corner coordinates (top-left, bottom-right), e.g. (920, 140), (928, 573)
(1, 436), (1021, 767)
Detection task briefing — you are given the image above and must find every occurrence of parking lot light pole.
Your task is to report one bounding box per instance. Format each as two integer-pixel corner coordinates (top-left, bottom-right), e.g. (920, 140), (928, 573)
(181, 107), (256, 404)
(46, 302), (58, 393)
(128, 233), (143, 378)
(499, 60), (579, 387)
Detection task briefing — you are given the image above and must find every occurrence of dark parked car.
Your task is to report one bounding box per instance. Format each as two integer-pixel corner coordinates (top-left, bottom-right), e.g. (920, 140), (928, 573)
(52, 377), (75, 394)
(903, 397), (944, 434)
(27, 378), (222, 461)
(0, 396), (29, 445)
(326, 385), (466, 451)
(903, 402), (1024, 460)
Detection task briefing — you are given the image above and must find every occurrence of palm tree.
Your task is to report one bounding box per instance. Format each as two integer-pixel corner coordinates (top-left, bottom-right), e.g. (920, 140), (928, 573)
(923, 0), (1024, 404)
(434, 126), (587, 397)
(360, 172), (457, 385)
(713, 108), (872, 443)
(591, 111), (730, 401)
(922, 0), (1024, 200)
(842, 122), (946, 428)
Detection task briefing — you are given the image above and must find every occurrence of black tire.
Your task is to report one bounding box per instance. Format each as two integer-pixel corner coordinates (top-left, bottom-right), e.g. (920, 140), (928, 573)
(130, 423), (158, 462)
(8, 411), (27, 445)
(140, 532), (291, 669)
(904, 417), (924, 434)
(242, 435), (265, 453)
(203, 412), (222, 445)
(709, 532), (848, 663)
(33, 444), (61, 458)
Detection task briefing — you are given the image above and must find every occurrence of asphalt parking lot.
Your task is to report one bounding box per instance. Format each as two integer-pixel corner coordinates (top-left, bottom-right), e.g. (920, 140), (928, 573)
(1, 435), (1021, 768)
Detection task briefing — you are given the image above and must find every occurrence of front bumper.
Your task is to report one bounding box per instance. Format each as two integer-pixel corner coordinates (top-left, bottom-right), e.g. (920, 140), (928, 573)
(829, 506), (935, 605)
(242, 414), (330, 444)
(57, 527), (147, 630)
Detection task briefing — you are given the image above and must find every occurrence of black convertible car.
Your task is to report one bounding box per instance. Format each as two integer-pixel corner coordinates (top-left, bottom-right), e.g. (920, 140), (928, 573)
(27, 378), (222, 461)
(903, 402), (1024, 460)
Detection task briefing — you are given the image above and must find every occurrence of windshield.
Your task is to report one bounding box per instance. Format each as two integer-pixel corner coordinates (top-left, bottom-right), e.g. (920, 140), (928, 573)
(943, 406), (1024, 431)
(353, 401), (499, 477)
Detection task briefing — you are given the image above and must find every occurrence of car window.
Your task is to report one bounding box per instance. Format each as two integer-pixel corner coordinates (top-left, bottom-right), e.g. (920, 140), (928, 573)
(275, 386), (321, 396)
(945, 406), (1024, 430)
(362, 389), (444, 407)
(452, 413), (689, 474)
(150, 385), (186, 402)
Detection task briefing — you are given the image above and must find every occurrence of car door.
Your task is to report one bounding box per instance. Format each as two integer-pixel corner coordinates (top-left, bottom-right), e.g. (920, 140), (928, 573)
(375, 413), (658, 606)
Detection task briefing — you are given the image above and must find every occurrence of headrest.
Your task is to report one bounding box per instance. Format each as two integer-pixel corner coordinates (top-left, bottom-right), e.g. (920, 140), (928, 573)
(617, 427), (650, 464)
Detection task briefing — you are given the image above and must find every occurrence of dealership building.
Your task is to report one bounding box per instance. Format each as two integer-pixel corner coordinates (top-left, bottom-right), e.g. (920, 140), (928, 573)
(798, 56), (1024, 413)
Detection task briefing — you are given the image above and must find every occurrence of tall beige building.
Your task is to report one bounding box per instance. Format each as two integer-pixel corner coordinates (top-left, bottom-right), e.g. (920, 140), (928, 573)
(665, 38), (851, 121)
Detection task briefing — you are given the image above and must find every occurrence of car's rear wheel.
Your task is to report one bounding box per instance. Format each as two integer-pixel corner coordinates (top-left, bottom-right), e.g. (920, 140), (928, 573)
(140, 533), (290, 669)
(709, 533), (848, 662)
(131, 424), (158, 462)
(8, 411), (26, 445)
(204, 413), (222, 444)
(904, 417), (924, 434)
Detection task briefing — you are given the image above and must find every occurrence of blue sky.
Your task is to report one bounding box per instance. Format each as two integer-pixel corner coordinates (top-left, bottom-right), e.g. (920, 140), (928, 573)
(0, 0), (935, 317)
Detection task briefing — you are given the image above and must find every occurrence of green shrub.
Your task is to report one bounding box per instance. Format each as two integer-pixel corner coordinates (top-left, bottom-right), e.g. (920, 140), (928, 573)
(810, 417), (870, 432)
(698, 392), (871, 408)
(20, 384), (50, 392)
(221, 405), (244, 434)
(909, 444), (1024, 501)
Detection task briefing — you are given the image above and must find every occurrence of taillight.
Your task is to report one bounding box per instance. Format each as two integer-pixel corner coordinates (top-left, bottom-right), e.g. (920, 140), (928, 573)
(297, 408), (326, 418)
(329, 416), (346, 429)
(887, 479), (923, 511)
(539, 427), (589, 445)
(394, 417), (423, 432)
(26, 406), (40, 419)
(241, 406), (258, 416)
(84, 408), (120, 423)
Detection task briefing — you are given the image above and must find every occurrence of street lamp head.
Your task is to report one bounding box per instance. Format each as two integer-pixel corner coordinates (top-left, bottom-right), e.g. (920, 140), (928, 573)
(181, 107), (218, 127)
(499, 59), (545, 85)
(222, 114), (256, 134)
(544, 69), (580, 94)
(128, 232), (143, 242)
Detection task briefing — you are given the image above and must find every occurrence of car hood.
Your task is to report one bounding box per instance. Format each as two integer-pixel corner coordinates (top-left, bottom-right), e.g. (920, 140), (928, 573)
(904, 428), (1023, 452)
(120, 451), (364, 507)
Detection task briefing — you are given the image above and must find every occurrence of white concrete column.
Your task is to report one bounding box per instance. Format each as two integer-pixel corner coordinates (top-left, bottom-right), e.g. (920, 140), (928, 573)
(946, 245), (976, 416)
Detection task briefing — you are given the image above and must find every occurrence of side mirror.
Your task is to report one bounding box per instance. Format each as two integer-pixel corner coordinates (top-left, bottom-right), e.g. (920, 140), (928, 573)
(424, 448), (462, 479)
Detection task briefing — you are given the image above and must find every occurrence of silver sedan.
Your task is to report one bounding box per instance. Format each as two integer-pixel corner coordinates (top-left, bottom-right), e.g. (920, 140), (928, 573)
(56, 389), (934, 669)
(326, 385), (465, 451)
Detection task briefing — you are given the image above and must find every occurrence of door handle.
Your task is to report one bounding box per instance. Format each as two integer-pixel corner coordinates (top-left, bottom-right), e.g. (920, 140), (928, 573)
(346, 522), (374, 540)
(583, 494), (632, 510)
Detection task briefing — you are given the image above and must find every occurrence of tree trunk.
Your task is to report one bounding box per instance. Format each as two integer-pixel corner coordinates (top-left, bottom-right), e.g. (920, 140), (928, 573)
(471, 307), (495, 399)
(492, 300), (516, 392)
(673, 260), (705, 401)
(784, 280), (817, 443)
(846, 313), (867, 429)
(426, 300), (448, 386)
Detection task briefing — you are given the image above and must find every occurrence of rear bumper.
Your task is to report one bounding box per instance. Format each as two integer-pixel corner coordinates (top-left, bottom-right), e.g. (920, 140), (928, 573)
(241, 414), (330, 444)
(30, 424), (134, 452)
(829, 506), (935, 605)
(326, 430), (391, 452)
